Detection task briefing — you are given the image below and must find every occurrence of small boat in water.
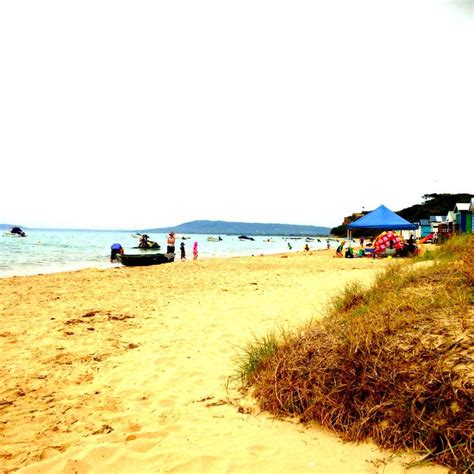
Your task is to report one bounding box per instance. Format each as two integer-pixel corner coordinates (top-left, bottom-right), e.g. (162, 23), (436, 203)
(3, 226), (27, 237)
(131, 233), (161, 250)
(117, 252), (175, 267)
(207, 236), (223, 242)
(238, 235), (255, 241)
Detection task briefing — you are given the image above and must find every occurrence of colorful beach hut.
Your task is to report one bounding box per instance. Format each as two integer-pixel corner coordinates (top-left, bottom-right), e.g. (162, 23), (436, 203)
(454, 202), (472, 234)
(470, 198), (474, 233)
(430, 215), (446, 237)
(418, 219), (432, 238)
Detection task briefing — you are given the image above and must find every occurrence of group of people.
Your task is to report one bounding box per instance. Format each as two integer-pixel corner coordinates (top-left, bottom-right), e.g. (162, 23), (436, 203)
(334, 233), (418, 259)
(178, 241), (199, 261)
(163, 232), (200, 261)
(168, 234), (199, 261)
(335, 241), (361, 258)
(335, 239), (377, 259)
(110, 231), (199, 262)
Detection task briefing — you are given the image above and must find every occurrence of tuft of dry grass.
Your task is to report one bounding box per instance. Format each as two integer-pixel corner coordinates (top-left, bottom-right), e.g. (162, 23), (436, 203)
(237, 235), (473, 472)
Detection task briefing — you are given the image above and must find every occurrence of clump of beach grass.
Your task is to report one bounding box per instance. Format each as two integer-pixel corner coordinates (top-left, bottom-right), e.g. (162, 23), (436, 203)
(233, 331), (282, 386)
(236, 235), (473, 472)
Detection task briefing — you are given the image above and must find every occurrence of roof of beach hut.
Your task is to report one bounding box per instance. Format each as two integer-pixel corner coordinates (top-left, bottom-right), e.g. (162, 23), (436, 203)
(445, 211), (456, 222)
(347, 204), (418, 230)
(454, 203), (470, 212)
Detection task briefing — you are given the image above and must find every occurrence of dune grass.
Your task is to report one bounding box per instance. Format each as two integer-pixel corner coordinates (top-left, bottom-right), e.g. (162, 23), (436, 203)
(233, 331), (281, 385)
(236, 235), (473, 472)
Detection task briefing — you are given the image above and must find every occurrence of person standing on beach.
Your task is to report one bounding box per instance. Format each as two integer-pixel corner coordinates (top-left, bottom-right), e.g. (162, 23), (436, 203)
(180, 242), (186, 261)
(193, 241), (198, 260)
(167, 232), (176, 254)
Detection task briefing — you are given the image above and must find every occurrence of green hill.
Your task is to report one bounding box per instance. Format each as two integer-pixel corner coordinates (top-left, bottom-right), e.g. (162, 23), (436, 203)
(143, 220), (331, 236)
(397, 193), (473, 222)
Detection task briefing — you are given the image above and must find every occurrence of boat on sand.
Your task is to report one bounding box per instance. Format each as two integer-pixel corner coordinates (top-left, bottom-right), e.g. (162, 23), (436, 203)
(117, 253), (174, 267)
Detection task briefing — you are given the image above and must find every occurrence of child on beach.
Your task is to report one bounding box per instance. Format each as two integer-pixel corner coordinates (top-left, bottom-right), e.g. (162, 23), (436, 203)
(180, 242), (186, 261)
(193, 241), (198, 260)
(335, 241), (345, 257)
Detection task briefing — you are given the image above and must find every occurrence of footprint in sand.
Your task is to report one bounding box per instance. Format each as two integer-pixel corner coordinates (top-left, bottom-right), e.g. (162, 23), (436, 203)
(157, 399), (175, 407)
(247, 444), (279, 456)
(167, 455), (229, 472)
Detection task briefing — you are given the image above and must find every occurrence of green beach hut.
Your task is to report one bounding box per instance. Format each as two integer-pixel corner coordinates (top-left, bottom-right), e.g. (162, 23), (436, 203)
(470, 198), (474, 233)
(454, 202), (472, 234)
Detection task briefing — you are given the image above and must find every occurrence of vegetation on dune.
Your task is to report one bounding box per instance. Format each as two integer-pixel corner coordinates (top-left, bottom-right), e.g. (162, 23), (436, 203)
(235, 235), (473, 472)
(398, 193), (474, 223)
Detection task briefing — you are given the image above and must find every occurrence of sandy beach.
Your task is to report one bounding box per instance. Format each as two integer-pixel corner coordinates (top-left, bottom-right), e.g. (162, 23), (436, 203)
(0, 250), (447, 473)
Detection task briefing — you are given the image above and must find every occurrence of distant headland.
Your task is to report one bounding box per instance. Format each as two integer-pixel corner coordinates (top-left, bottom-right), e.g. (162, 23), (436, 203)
(143, 220), (331, 236)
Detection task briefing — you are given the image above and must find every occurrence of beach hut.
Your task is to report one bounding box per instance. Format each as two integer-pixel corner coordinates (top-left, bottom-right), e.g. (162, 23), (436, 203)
(454, 202), (472, 234)
(347, 205), (417, 246)
(430, 215), (446, 236)
(418, 218), (432, 238)
(470, 199), (474, 233)
(437, 211), (457, 240)
(446, 210), (456, 223)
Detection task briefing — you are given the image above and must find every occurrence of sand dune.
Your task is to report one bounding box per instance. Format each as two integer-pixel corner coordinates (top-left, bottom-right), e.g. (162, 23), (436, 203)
(0, 251), (446, 473)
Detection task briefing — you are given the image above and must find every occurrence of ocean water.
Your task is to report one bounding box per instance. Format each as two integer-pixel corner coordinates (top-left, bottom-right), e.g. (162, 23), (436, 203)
(0, 229), (336, 278)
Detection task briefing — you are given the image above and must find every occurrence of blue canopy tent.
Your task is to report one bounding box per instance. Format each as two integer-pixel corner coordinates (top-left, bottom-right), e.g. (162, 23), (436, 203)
(347, 205), (417, 247)
(348, 205), (418, 230)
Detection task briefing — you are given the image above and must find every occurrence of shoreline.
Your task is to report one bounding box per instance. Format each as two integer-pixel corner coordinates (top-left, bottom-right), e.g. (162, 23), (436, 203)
(0, 229), (340, 280)
(0, 251), (445, 473)
(0, 246), (336, 280)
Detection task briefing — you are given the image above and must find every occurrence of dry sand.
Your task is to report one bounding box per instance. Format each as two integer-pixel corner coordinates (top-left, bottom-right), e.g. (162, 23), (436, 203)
(0, 250), (447, 473)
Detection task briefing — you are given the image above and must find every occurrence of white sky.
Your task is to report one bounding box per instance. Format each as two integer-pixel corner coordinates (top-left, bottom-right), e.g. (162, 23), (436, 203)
(0, 1), (472, 230)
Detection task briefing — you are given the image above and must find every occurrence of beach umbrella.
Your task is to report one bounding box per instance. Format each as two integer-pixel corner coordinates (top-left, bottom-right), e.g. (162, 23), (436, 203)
(373, 230), (405, 254)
